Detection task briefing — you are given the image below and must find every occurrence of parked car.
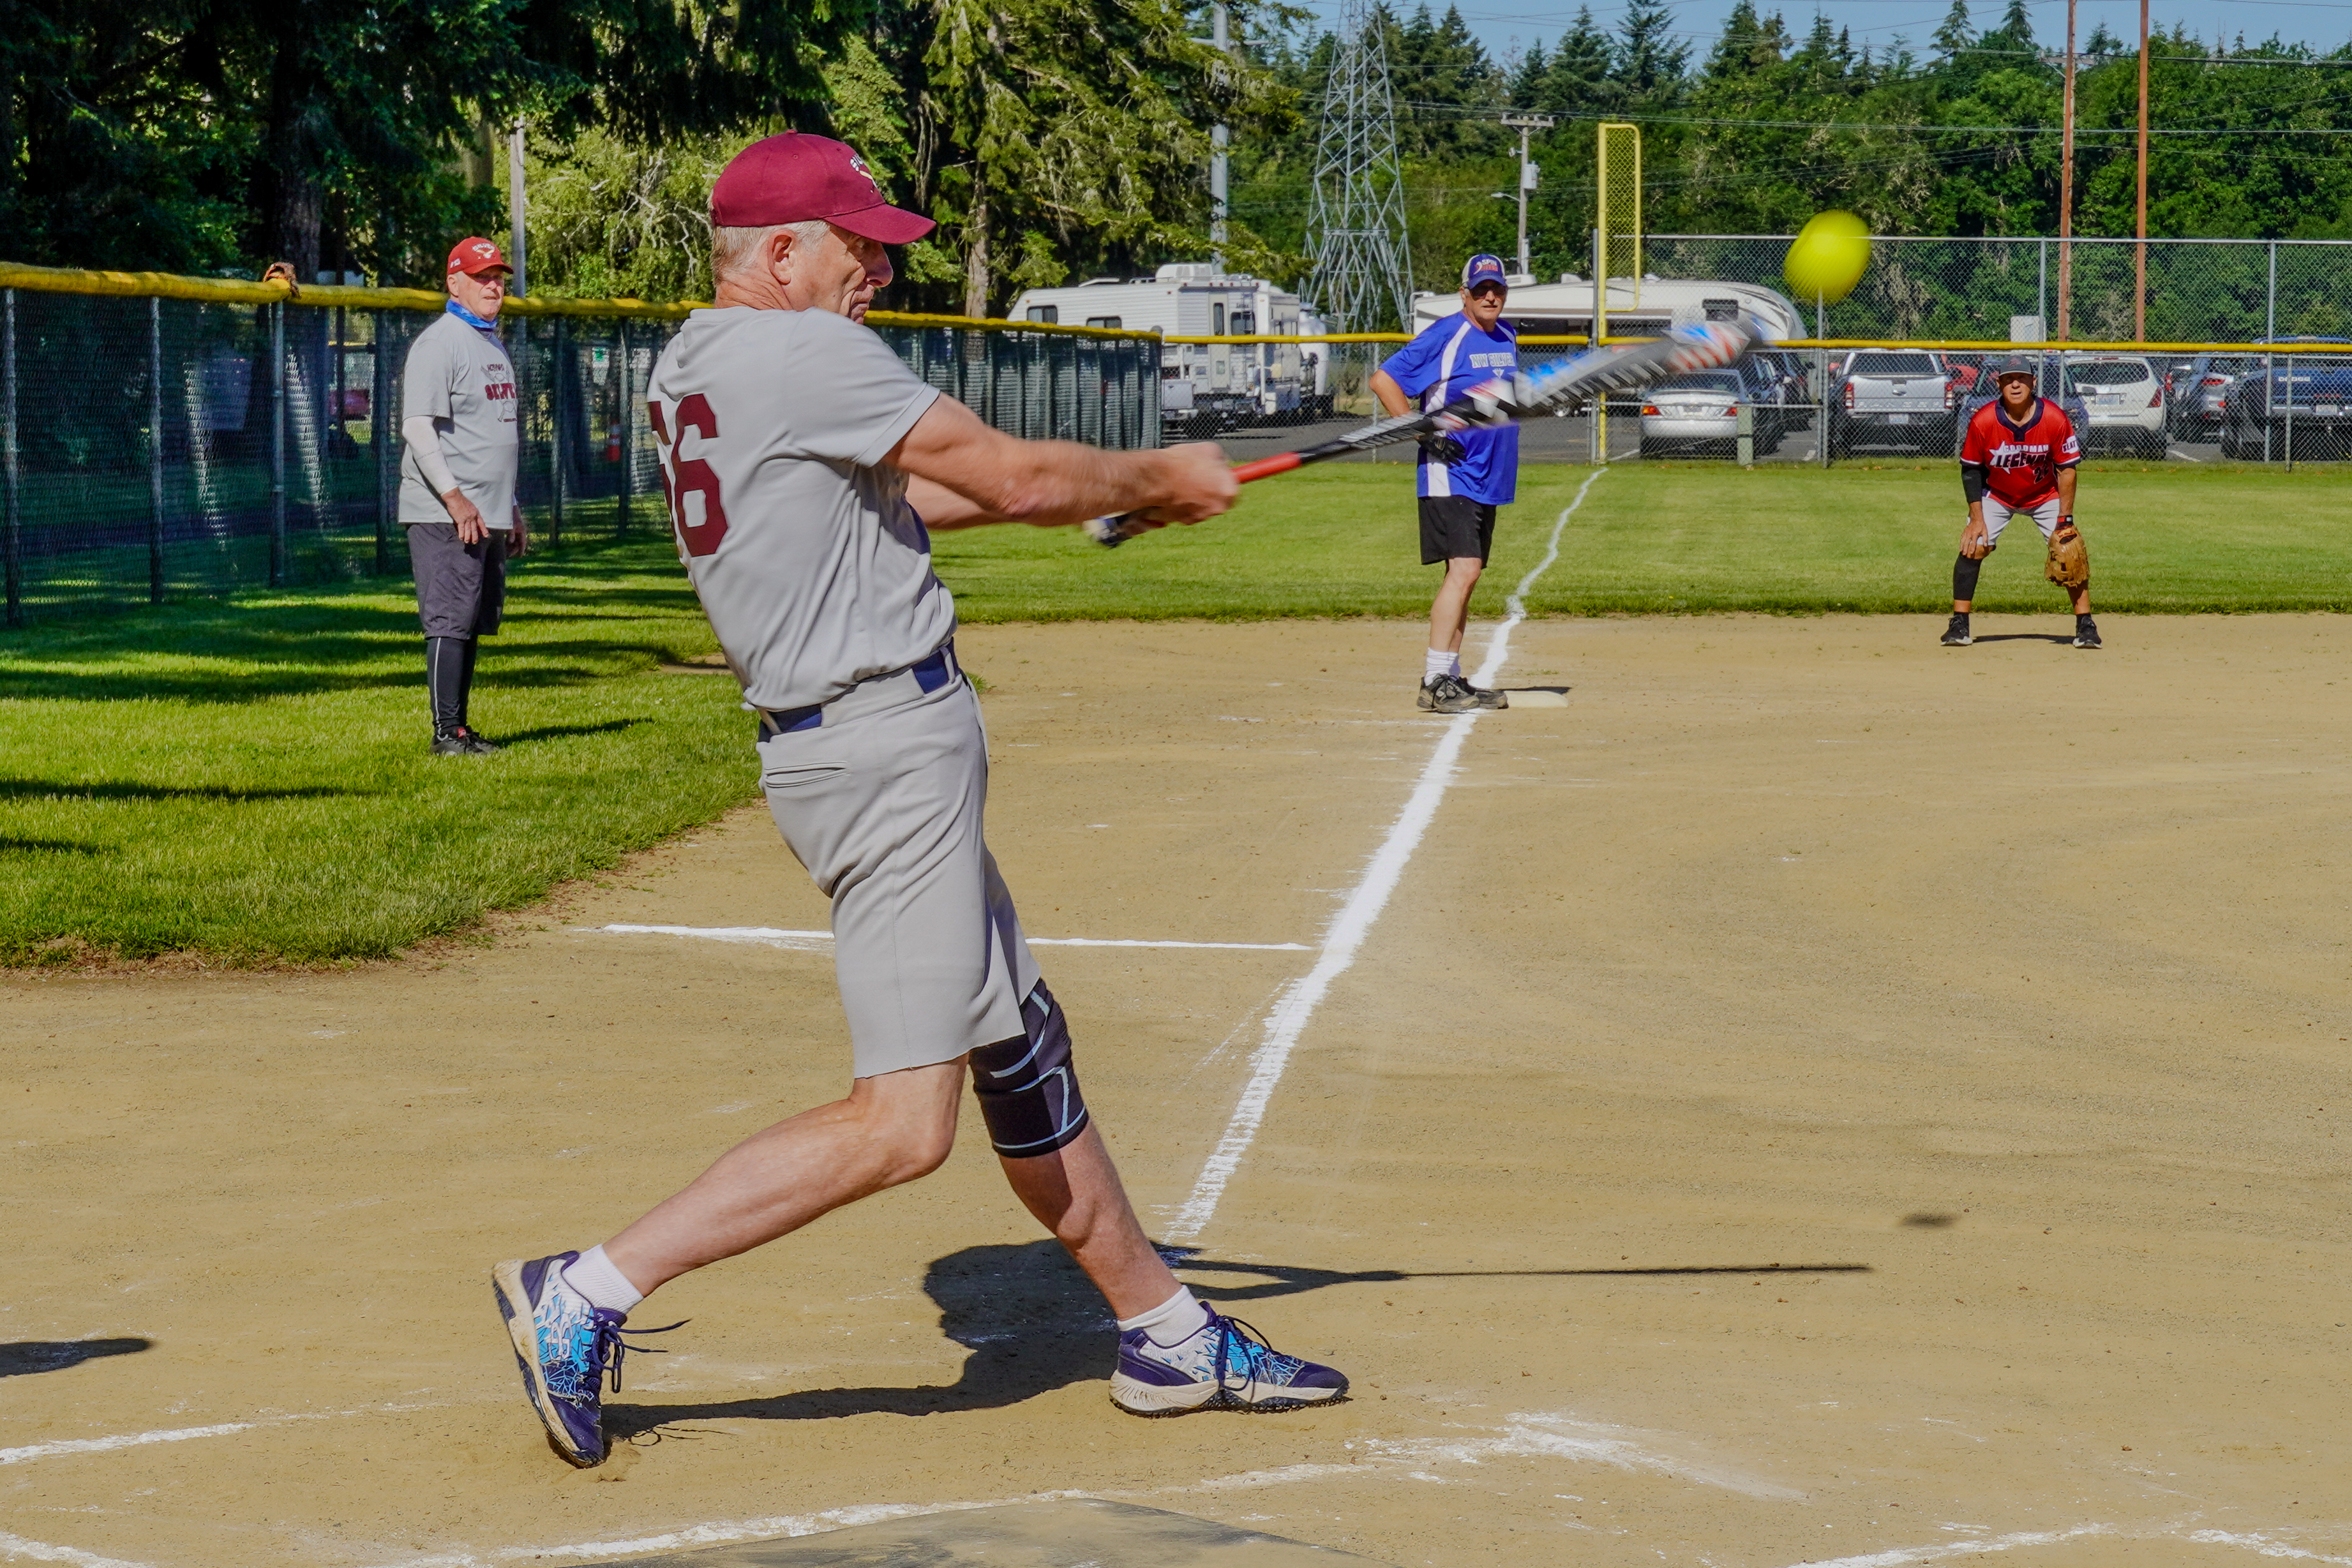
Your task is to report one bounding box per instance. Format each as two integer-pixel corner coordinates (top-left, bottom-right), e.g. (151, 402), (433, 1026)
(1954, 354), (2092, 445)
(1750, 348), (1814, 429)
(1827, 349), (1956, 456)
(2166, 353), (2254, 440)
(2218, 340), (2352, 459)
(1637, 369), (1779, 458)
(2062, 354), (2168, 457)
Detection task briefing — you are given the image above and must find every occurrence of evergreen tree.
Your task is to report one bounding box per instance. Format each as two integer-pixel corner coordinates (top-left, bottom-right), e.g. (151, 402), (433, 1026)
(1933, 0), (1974, 61)
(1613, 0), (1691, 103)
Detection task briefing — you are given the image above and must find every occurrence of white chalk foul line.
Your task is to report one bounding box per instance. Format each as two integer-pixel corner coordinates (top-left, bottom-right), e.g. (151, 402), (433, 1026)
(592, 924), (1308, 952)
(0, 1416), (322, 1467)
(1164, 468), (1605, 1244)
(0, 1533), (153, 1568)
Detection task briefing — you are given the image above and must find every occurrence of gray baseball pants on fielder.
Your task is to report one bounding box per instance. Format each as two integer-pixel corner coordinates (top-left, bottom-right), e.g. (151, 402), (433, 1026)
(753, 644), (1043, 1079)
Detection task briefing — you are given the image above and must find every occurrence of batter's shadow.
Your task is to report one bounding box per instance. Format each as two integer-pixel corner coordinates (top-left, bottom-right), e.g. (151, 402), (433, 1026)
(603, 1241), (1876, 1447)
(604, 1240), (1122, 1443)
(1966, 633), (2076, 645)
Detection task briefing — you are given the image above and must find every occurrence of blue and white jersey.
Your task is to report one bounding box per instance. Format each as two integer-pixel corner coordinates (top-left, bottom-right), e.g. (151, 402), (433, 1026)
(1379, 313), (1520, 504)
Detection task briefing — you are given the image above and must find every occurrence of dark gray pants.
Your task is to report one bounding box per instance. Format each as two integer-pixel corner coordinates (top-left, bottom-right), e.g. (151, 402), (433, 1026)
(407, 520), (506, 638)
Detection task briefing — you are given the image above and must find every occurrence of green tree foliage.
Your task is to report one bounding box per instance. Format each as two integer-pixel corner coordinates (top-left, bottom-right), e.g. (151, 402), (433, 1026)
(24, 0), (2352, 315)
(0, 0), (865, 282)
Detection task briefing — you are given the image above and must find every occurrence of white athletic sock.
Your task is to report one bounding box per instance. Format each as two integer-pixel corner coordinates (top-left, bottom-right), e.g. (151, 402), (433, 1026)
(1423, 648), (1453, 683)
(1117, 1286), (1212, 1346)
(562, 1244), (645, 1316)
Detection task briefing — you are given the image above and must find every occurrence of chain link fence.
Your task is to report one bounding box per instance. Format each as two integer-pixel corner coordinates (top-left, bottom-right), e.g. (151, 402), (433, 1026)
(0, 273), (1161, 628)
(1210, 235), (2352, 469)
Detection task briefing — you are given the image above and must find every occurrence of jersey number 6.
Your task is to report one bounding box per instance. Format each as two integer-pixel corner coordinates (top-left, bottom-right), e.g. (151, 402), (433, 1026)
(648, 394), (729, 556)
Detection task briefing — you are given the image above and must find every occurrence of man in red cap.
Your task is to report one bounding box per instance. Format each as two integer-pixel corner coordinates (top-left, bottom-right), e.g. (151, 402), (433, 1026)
(399, 237), (526, 754)
(493, 132), (1350, 1469)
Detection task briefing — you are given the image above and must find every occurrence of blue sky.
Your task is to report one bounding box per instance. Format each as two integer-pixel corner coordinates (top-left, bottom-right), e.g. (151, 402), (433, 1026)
(1285, 0), (2352, 65)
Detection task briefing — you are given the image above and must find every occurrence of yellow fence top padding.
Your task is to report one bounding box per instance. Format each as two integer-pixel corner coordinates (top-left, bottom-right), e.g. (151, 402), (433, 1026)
(0, 262), (1158, 340)
(8, 267), (2333, 355)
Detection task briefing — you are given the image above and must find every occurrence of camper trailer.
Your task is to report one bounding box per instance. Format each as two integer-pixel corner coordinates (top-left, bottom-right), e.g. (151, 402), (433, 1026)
(1410, 276), (1806, 344)
(1009, 265), (1326, 431)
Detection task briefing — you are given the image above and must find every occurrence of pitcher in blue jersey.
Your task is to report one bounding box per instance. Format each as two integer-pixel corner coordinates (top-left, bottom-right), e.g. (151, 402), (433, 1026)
(1370, 254), (1520, 712)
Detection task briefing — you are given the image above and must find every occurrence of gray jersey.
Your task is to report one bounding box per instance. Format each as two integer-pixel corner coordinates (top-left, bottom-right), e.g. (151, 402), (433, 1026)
(647, 306), (949, 712)
(398, 311), (520, 529)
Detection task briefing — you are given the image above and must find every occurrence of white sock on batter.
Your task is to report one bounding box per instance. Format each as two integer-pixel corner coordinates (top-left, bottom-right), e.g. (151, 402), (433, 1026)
(1423, 648), (1453, 683)
(1118, 1286), (1211, 1346)
(563, 1244), (645, 1315)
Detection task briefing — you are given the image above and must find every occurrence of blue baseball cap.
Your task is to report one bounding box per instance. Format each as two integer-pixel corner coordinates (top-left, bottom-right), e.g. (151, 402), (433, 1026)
(1462, 253), (1509, 290)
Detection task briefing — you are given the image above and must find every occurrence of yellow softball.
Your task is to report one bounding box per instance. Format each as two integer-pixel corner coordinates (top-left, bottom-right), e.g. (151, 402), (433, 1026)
(1783, 211), (1872, 306)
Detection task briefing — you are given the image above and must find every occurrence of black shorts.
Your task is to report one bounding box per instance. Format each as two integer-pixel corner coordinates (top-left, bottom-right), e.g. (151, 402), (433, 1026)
(407, 521), (506, 639)
(1419, 497), (1497, 565)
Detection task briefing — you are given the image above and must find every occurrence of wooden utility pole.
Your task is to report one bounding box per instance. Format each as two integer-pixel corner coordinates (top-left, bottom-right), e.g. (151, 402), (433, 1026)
(2136, 0), (2151, 340)
(2058, 0), (2077, 340)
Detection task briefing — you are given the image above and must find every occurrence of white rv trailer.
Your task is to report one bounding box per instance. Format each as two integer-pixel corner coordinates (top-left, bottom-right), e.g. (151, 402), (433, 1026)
(1008, 265), (1328, 429)
(1409, 275), (1805, 343)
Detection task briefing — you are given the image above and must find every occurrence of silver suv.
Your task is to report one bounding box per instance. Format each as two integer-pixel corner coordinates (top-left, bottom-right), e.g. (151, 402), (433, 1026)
(1829, 350), (1956, 457)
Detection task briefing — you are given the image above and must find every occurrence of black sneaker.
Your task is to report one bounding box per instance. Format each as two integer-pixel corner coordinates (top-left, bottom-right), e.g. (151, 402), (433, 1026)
(1416, 675), (1481, 714)
(1458, 678), (1508, 710)
(431, 726), (499, 756)
(2073, 615), (2101, 650)
(1940, 613), (1972, 646)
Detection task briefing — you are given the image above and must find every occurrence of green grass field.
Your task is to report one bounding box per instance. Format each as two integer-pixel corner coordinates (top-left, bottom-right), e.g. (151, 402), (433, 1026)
(0, 535), (743, 964)
(4, 461), (2347, 964)
(938, 461), (2352, 620)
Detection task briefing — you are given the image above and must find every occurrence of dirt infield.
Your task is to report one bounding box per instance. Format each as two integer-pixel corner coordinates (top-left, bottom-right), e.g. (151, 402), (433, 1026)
(4, 613), (2348, 1568)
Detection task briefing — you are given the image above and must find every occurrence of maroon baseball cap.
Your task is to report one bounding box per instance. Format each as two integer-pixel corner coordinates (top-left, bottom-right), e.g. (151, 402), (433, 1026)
(710, 133), (936, 244)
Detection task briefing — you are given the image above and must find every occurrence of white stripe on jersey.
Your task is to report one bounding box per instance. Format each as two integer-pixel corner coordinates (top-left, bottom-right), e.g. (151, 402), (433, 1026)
(1420, 320), (1476, 499)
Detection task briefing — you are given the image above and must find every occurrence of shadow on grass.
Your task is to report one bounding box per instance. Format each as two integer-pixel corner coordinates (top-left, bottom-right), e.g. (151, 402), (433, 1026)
(0, 837), (109, 854)
(491, 719), (652, 746)
(0, 779), (366, 802)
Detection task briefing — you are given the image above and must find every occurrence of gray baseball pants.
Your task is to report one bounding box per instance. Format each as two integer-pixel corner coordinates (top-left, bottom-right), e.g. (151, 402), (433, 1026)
(753, 650), (1042, 1079)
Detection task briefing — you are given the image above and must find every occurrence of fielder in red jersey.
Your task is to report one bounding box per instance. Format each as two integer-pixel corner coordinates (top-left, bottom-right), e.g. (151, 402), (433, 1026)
(1942, 355), (2099, 649)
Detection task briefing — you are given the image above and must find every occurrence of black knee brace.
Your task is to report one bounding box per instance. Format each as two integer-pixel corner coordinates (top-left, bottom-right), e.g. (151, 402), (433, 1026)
(1952, 551), (1984, 602)
(970, 980), (1090, 1157)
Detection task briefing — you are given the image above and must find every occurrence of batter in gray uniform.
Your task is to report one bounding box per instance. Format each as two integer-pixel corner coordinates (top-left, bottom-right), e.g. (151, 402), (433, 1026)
(491, 132), (1350, 1470)
(400, 235), (526, 756)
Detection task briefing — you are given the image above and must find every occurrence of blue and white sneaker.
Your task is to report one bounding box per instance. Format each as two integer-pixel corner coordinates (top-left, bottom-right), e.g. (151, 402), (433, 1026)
(1110, 1309), (1349, 1415)
(491, 1252), (678, 1467)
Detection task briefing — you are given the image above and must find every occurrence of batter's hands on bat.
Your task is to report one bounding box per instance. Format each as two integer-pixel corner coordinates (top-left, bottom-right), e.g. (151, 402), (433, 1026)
(444, 488), (488, 545)
(1129, 441), (1240, 530)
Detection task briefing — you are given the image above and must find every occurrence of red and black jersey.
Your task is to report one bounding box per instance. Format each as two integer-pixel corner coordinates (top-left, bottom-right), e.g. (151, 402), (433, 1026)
(1959, 398), (2080, 509)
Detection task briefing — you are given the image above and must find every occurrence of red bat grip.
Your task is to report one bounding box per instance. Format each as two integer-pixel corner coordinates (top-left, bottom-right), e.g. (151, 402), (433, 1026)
(1230, 451), (1305, 484)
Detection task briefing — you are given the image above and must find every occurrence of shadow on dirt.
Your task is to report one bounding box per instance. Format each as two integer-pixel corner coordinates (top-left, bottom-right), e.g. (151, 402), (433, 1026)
(0, 1338), (154, 1379)
(603, 1241), (1872, 1445)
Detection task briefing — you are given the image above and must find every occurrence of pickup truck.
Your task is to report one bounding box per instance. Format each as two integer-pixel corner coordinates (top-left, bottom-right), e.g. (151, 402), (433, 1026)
(2218, 341), (2352, 459)
(1827, 350), (1956, 457)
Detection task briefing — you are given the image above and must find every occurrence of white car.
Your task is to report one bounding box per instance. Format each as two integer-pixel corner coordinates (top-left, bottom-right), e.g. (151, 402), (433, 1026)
(1637, 370), (1750, 457)
(2064, 354), (2168, 457)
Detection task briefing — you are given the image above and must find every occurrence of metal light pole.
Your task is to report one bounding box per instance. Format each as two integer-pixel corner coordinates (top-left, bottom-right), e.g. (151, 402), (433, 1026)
(1210, 2), (1230, 271)
(2058, 0), (2077, 341)
(508, 118), (529, 298)
(1502, 114), (1554, 278)
(2136, 0), (2150, 341)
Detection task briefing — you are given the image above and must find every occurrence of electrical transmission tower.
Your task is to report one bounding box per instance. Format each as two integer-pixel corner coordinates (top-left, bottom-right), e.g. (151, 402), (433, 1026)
(1304, 0), (1413, 333)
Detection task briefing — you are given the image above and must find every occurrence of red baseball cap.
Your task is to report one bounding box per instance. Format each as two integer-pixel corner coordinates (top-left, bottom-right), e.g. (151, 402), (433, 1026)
(447, 237), (511, 278)
(710, 133), (936, 244)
